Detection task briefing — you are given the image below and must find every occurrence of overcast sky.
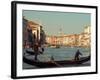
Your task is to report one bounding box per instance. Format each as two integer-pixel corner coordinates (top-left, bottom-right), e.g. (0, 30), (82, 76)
(23, 10), (91, 36)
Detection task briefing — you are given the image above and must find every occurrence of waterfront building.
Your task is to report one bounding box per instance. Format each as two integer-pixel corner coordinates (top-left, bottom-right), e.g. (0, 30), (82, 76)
(27, 20), (41, 41)
(78, 33), (90, 47)
(23, 17), (41, 48)
(66, 34), (79, 47)
(23, 17), (29, 48)
(78, 26), (91, 47)
(46, 26), (91, 47)
(46, 34), (79, 47)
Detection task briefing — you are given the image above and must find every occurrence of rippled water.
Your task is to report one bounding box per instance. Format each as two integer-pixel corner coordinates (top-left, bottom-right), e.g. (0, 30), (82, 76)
(23, 47), (91, 69)
(43, 47), (90, 61)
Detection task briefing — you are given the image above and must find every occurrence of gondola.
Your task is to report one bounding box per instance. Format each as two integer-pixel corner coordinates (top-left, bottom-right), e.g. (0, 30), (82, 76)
(25, 49), (43, 55)
(23, 54), (90, 68)
(25, 50), (35, 55)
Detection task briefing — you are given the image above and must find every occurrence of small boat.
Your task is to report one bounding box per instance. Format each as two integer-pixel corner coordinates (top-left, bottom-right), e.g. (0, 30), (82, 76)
(23, 54), (90, 68)
(55, 45), (60, 48)
(50, 45), (60, 48)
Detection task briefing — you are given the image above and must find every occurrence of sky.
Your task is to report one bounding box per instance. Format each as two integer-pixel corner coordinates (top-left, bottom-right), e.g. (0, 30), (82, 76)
(23, 10), (91, 36)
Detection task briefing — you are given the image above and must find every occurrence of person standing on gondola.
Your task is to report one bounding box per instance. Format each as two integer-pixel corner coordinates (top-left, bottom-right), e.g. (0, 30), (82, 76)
(33, 42), (39, 61)
(39, 26), (46, 54)
(74, 49), (82, 61)
(33, 26), (46, 60)
(33, 32), (39, 61)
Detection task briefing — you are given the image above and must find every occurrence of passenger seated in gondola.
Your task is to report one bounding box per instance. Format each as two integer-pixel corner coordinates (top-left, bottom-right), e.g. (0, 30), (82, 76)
(74, 49), (82, 61)
(51, 55), (54, 61)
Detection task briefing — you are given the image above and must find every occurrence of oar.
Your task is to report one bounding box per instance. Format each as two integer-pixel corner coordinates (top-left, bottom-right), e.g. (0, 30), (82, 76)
(50, 60), (62, 67)
(43, 55), (62, 67)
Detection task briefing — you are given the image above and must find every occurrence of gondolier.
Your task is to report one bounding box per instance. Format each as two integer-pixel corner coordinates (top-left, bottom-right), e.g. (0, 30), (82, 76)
(33, 42), (39, 61)
(38, 26), (46, 54)
(74, 49), (82, 61)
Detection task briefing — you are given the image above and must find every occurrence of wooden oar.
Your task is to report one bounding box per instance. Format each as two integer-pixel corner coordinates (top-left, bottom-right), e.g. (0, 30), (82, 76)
(50, 60), (62, 67)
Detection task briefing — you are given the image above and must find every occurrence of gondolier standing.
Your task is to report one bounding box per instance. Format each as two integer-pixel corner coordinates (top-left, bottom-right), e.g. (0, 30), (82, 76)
(74, 49), (82, 61)
(39, 26), (46, 54)
(33, 42), (39, 61)
(33, 26), (46, 60)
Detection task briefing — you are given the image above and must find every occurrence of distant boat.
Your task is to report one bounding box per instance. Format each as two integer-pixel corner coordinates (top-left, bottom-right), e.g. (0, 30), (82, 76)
(71, 46), (74, 48)
(50, 45), (60, 48)
(55, 45), (60, 48)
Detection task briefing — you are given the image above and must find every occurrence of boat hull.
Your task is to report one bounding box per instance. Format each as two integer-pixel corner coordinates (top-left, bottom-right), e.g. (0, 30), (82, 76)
(23, 55), (90, 68)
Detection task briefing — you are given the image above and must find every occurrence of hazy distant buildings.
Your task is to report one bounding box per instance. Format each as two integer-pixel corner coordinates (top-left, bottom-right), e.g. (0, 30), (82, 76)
(78, 26), (91, 47)
(46, 26), (91, 47)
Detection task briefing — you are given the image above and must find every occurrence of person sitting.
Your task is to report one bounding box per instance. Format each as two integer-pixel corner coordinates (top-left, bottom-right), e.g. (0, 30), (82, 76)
(51, 55), (54, 61)
(74, 49), (82, 61)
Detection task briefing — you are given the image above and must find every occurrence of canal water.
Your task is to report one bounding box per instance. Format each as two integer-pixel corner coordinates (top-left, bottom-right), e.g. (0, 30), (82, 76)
(23, 47), (91, 69)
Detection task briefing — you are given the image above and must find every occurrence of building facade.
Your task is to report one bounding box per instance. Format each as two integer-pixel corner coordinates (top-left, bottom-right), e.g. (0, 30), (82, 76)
(46, 26), (91, 47)
(23, 17), (41, 48)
